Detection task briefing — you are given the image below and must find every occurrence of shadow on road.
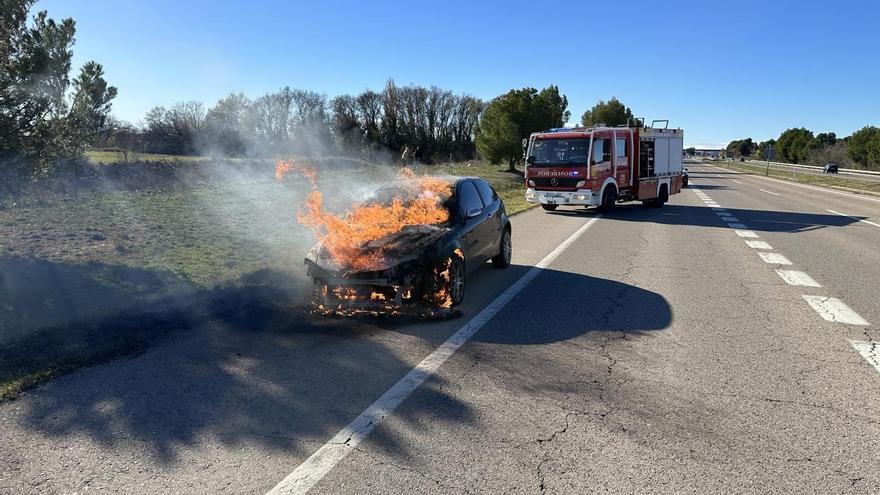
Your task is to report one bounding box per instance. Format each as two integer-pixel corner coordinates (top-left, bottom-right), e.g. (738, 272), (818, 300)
(4, 256), (671, 466)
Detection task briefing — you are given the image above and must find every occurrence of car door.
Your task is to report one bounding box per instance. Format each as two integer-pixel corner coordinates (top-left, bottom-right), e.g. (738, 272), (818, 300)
(473, 178), (503, 258)
(457, 180), (485, 264)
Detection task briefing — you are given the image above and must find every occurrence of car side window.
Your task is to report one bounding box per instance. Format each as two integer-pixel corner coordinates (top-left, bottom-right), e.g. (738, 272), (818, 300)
(474, 180), (496, 207)
(459, 181), (483, 216)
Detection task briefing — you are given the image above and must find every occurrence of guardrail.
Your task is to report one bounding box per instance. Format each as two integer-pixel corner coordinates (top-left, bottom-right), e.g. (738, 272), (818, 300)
(744, 160), (880, 177)
(693, 157), (880, 178)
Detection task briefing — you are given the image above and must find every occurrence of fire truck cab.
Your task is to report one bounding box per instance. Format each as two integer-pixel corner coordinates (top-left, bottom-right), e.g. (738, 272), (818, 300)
(524, 120), (684, 211)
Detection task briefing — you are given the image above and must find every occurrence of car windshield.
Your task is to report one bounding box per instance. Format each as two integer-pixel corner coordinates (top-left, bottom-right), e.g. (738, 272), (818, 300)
(370, 183), (450, 206)
(528, 138), (589, 167)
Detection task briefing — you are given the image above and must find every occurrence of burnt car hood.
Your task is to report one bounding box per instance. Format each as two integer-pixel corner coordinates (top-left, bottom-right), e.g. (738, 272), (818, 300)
(305, 224), (451, 274)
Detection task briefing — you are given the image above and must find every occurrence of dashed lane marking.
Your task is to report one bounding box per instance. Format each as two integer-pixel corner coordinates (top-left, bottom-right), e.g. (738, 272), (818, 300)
(265, 216), (602, 495)
(850, 341), (880, 374)
(745, 240), (773, 249)
(735, 230), (759, 238)
(727, 222), (748, 229)
(826, 209), (880, 228)
(758, 252), (792, 265)
(760, 189), (780, 196)
(732, 179), (743, 184)
(803, 296), (870, 326)
(775, 270), (821, 287)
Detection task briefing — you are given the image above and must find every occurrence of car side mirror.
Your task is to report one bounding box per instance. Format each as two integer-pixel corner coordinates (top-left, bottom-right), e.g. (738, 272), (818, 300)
(465, 207), (481, 219)
(526, 155), (535, 165)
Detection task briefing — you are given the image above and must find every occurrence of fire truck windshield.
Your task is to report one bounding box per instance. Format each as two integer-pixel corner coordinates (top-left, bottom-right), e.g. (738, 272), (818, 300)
(528, 138), (589, 167)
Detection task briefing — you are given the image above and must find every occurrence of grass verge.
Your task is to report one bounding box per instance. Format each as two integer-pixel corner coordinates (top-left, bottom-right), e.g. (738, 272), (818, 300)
(0, 159), (533, 399)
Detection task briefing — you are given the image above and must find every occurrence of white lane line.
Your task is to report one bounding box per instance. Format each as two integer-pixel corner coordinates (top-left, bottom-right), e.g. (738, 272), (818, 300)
(728, 222), (748, 229)
(850, 341), (880, 374)
(732, 179), (743, 184)
(745, 240), (773, 249)
(802, 296), (870, 326)
(760, 189), (780, 196)
(826, 209), (880, 228)
(775, 270), (821, 287)
(704, 164), (880, 204)
(266, 217), (602, 495)
(758, 252), (792, 265)
(719, 216), (740, 222)
(735, 230), (759, 238)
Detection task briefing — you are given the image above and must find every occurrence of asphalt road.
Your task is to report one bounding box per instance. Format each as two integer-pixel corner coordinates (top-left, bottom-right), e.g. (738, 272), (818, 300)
(2, 164), (879, 494)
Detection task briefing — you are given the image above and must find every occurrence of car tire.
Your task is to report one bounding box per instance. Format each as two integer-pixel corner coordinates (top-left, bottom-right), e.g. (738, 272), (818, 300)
(541, 204), (558, 211)
(448, 256), (465, 306)
(491, 228), (512, 268)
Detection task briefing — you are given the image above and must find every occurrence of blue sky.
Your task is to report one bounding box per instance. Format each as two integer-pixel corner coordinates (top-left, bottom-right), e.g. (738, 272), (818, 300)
(36, 0), (880, 148)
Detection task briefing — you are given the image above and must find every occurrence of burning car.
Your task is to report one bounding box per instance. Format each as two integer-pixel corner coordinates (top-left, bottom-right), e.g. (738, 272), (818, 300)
(278, 160), (511, 315)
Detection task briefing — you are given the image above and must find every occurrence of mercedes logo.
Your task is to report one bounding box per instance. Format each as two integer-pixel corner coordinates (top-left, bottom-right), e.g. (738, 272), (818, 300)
(550, 178), (558, 186)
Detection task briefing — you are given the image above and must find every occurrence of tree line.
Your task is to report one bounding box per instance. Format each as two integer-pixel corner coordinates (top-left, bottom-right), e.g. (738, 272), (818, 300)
(112, 81), (486, 164)
(726, 126), (880, 171)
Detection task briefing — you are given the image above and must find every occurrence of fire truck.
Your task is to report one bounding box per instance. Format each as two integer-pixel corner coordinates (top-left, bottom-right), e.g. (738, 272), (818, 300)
(524, 120), (684, 211)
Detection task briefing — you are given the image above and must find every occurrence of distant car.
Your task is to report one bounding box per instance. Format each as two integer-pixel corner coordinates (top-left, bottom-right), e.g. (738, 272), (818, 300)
(823, 163), (839, 174)
(682, 168), (689, 187)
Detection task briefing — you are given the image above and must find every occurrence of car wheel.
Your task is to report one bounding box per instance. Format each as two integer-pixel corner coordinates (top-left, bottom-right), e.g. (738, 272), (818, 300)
(492, 228), (512, 268)
(541, 204), (558, 211)
(448, 256), (465, 306)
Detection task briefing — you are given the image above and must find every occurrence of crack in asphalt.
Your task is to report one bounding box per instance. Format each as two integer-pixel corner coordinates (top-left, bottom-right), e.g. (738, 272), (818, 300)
(351, 446), (476, 495)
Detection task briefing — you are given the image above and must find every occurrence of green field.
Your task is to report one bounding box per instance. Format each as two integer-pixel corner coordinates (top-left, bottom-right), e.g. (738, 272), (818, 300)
(0, 158), (533, 399)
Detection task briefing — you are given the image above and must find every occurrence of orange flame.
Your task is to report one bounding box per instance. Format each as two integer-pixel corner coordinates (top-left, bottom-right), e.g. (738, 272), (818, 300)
(277, 160), (453, 272)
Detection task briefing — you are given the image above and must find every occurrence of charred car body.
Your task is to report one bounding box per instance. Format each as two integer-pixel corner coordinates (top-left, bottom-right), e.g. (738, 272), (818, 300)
(305, 177), (512, 314)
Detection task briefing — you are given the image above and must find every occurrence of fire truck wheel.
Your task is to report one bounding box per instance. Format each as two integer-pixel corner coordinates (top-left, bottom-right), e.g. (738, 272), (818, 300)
(491, 228), (512, 268)
(598, 188), (617, 212)
(541, 204), (558, 211)
(655, 186), (669, 207)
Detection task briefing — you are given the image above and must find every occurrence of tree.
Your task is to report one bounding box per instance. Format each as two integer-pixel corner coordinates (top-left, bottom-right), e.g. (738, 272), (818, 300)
(756, 139), (776, 160)
(775, 128), (818, 163)
(847, 126), (880, 166)
(1, 2), (78, 174)
(476, 86), (569, 171)
(580, 97), (633, 127)
(726, 138), (755, 157)
(816, 132), (837, 146)
(69, 61), (117, 146)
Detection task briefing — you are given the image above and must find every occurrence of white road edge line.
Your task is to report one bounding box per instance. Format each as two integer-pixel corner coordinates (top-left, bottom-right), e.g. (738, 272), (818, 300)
(758, 252), (792, 265)
(850, 341), (880, 374)
(802, 296), (869, 326)
(826, 209), (880, 228)
(745, 240), (773, 249)
(775, 269), (821, 287)
(266, 216), (602, 495)
(760, 189), (780, 196)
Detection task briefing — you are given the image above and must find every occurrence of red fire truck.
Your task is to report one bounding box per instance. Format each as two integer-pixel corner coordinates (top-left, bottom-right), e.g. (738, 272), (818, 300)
(524, 120), (684, 211)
